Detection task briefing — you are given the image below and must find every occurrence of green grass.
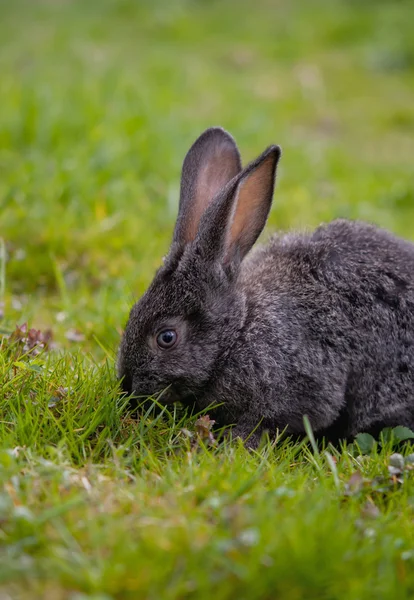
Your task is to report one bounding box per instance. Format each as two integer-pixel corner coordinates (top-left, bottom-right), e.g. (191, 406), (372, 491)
(1, 0), (414, 597)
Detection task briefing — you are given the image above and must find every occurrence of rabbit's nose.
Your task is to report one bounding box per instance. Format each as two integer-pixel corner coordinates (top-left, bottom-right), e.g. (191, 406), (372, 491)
(120, 371), (133, 395)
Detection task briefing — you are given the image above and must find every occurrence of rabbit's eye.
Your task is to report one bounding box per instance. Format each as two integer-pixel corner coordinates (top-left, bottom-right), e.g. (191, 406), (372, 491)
(156, 329), (178, 349)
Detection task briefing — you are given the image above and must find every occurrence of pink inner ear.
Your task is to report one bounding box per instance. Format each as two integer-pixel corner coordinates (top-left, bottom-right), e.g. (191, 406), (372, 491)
(180, 139), (241, 245)
(227, 152), (276, 259)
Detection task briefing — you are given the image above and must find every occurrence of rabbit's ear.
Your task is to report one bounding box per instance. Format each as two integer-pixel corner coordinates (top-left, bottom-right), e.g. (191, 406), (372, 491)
(173, 127), (242, 246)
(196, 145), (281, 264)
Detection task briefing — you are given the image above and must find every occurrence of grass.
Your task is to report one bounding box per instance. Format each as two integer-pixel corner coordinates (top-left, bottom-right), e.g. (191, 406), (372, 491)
(1, 0), (414, 597)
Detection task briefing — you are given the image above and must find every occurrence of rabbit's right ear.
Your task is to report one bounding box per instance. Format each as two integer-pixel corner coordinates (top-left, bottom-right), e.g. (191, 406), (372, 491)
(172, 127), (242, 246)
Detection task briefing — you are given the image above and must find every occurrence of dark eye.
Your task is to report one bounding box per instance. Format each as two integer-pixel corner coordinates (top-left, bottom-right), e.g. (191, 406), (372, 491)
(156, 329), (178, 349)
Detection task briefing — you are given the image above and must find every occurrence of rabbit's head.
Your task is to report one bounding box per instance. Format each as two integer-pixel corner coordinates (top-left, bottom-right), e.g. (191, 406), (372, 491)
(118, 128), (281, 407)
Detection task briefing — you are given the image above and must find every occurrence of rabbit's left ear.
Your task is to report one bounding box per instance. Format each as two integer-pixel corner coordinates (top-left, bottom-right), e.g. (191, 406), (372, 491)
(173, 127), (242, 247)
(196, 145), (281, 264)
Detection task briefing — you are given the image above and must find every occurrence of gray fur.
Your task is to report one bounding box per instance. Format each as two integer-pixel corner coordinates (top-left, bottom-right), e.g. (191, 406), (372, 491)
(118, 127), (414, 447)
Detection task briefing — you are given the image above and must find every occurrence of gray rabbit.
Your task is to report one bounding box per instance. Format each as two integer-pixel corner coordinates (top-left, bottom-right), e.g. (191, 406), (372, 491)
(118, 127), (414, 447)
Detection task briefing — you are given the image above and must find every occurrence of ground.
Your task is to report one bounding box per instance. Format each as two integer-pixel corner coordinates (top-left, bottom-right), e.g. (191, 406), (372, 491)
(1, 0), (414, 598)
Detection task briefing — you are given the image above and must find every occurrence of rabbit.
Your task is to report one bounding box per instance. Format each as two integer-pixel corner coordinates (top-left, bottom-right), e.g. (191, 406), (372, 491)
(118, 126), (414, 447)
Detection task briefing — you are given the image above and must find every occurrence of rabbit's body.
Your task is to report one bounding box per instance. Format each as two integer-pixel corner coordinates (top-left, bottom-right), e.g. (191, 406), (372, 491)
(118, 127), (414, 445)
(201, 219), (414, 442)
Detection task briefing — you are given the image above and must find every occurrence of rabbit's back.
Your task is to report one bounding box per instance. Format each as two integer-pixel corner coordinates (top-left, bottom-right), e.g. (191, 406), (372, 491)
(244, 219), (414, 289)
(237, 219), (414, 437)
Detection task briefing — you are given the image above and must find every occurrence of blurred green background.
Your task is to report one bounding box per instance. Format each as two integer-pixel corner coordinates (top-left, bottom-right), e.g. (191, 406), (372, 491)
(1, 0), (414, 356)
